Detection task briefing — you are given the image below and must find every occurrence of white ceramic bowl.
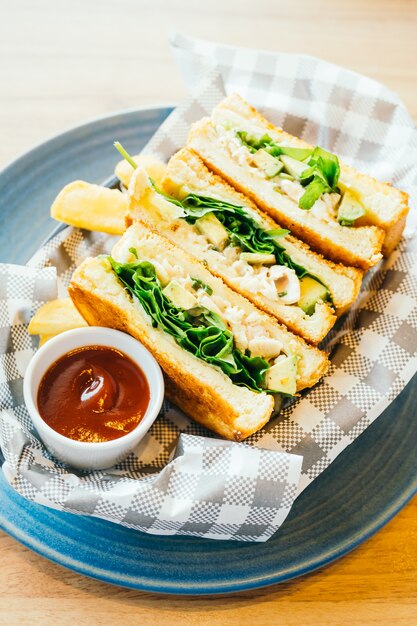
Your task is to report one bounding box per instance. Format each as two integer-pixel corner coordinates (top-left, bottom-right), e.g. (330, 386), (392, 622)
(23, 327), (164, 470)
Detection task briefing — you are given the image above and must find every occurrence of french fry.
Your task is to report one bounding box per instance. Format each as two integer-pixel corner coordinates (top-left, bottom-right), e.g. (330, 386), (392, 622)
(28, 298), (88, 337)
(50, 181), (127, 234)
(38, 334), (55, 347)
(115, 154), (167, 189)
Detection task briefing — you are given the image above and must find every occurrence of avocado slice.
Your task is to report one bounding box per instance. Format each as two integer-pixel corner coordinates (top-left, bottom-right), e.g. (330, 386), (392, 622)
(240, 252), (276, 265)
(297, 276), (329, 315)
(162, 280), (198, 310)
(278, 172), (295, 181)
(252, 149), (284, 178)
(265, 355), (298, 395)
(337, 190), (366, 226)
(280, 155), (309, 179)
(195, 212), (229, 251)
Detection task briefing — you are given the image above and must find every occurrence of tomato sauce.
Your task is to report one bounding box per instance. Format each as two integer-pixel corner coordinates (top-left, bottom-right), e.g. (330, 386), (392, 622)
(37, 346), (150, 443)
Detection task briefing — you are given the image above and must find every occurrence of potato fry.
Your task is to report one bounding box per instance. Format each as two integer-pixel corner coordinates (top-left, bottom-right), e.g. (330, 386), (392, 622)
(28, 298), (88, 336)
(38, 334), (55, 347)
(115, 154), (167, 189)
(50, 181), (127, 234)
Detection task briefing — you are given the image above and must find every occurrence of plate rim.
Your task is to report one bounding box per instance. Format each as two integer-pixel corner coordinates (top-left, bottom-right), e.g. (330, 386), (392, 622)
(0, 104), (416, 595)
(0, 102), (176, 177)
(1, 470), (416, 595)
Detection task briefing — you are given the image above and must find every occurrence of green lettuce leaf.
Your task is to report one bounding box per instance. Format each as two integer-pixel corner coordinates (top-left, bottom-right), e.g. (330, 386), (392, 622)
(109, 256), (271, 393)
(307, 146), (340, 189)
(144, 188), (330, 300)
(235, 130), (340, 211)
(111, 142), (331, 304)
(180, 194), (324, 283)
(298, 176), (330, 210)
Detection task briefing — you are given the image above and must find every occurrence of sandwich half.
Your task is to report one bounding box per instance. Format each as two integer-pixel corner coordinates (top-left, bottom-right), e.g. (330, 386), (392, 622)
(125, 148), (363, 345)
(187, 94), (409, 268)
(69, 222), (329, 440)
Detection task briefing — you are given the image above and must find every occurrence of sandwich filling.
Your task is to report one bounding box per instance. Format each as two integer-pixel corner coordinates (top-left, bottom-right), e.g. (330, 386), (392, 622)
(132, 170), (332, 317)
(109, 250), (299, 395)
(214, 123), (366, 227)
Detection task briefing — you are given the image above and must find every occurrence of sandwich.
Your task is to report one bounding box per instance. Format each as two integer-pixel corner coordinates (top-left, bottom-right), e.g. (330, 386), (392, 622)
(69, 222), (329, 440)
(125, 148), (363, 345)
(187, 94), (409, 268)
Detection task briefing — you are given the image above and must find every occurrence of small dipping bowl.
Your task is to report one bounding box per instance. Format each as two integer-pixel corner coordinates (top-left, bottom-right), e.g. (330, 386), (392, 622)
(23, 327), (164, 470)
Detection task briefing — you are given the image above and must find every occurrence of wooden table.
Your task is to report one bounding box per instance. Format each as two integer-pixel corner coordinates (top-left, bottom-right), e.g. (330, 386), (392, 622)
(0, 1), (416, 623)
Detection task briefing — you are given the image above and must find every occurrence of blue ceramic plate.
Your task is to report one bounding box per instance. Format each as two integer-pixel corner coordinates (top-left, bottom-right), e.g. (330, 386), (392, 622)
(0, 107), (416, 595)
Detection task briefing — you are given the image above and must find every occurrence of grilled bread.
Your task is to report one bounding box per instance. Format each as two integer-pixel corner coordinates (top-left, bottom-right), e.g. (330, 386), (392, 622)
(69, 223), (329, 440)
(125, 148), (362, 344)
(187, 94), (408, 268)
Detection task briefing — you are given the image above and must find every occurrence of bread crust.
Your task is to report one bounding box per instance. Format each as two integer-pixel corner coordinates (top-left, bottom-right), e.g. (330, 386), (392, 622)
(69, 267), (273, 441)
(126, 148), (363, 343)
(69, 224), (330, 438)
(211, 94), (409, 253)
(381, 213), (408, 256)
(164, 147), (364, 306)
(110, 223), (330, 387)
(188, 119), (384, 270)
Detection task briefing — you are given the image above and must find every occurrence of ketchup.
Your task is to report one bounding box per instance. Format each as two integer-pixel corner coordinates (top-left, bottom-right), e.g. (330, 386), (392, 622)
(37, 346), (150, 443)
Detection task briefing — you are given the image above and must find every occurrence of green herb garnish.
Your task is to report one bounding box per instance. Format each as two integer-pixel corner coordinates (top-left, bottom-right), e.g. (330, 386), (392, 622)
(114, 141), (138, 170)
(109, 256), (270, 393)
(236, 132), (340, 211)
(114, 142), (331, 302)
(298, 147), (340, 210)
(178, 194), (320, 282)
(191, 277), (213, 295)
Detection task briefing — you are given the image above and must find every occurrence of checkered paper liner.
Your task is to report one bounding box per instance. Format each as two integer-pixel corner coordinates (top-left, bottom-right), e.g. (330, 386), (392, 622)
(0, 239), (302, 543)
(170, 33), (417, 207)
(1, 37), (417, 542)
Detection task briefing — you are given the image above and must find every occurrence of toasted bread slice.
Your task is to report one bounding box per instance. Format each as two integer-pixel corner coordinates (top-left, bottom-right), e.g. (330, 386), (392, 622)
(126, 148), (363, 344)
(69, 223), (329, 440)
(187, 94), (408, 267)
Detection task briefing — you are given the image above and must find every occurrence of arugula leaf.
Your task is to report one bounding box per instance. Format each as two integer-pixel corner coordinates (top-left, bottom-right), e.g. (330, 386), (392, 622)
(111, 143), (332, 304)
(235, 130), (340, 211)
(183, 195), (277, 255)
(298, 177), (330, 210)
(142, 190), (330, 300)
(308, 147), (340, 189)
(191, 277), (213, 295)
(236, 131), (269, 153)
(109, 255), (271, 393)
(179, 194), (321, 282)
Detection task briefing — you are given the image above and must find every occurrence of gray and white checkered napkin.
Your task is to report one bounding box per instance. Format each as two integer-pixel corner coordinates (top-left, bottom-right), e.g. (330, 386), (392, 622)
(0, 237), (302, 543)
(1, 36), (417, 541)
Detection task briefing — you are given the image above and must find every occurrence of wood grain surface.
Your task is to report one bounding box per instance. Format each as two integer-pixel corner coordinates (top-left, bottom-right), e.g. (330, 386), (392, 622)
(0, 1), (416, 624)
